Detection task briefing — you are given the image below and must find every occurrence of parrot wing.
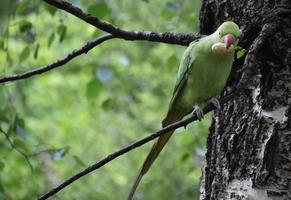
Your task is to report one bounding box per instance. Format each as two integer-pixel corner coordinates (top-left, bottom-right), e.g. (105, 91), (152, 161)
(166, 40), (198, 114)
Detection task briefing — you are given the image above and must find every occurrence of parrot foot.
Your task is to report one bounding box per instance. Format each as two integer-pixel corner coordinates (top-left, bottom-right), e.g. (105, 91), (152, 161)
(192, 105), (204, 121)
(184, 106), (204, 129)
(209, 98), (221, 110)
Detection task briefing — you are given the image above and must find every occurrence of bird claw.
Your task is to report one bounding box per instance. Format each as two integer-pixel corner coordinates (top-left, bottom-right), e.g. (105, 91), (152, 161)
(209, 98), (221, 110)
(192, 105), (204, 121)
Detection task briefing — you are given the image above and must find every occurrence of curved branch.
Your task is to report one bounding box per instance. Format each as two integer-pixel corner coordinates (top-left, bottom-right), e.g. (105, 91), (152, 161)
(43, 0), (200, 46)
(0, 34), (115, 84)
(37, 92), (237, 200)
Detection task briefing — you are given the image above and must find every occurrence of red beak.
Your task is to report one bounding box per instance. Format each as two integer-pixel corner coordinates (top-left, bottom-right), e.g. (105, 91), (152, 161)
(224, 34), (235, 49)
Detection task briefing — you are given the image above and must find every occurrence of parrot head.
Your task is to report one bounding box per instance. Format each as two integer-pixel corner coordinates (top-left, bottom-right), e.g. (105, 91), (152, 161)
(212, 21), (240, 54)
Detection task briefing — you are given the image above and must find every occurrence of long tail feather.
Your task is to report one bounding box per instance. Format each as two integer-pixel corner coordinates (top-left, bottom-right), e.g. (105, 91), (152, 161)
(128, 131), (173, 200)
(128, 112), (182, 200)
(127, 172), (143, 200)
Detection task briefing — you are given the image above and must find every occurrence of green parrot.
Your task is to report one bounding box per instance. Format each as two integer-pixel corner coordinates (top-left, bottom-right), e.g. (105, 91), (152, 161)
(128, 21), (240, 199)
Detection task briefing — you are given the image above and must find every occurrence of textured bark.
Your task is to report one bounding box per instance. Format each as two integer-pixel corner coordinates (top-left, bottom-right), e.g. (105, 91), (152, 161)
(199, 0), (291, 199)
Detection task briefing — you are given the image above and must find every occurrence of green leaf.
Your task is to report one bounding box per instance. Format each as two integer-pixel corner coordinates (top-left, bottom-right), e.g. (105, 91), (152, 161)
(72, 155), (86, 167)
(87, 2), (110, 19)
(57, 24), (67, 43)
(34, 43), (39, 59)
(47, 32), (55, 48)
(19, 46), (30, 63)
(43, 2), (57, 16)
(21, 30), (35, 44)
(236, 48), (246, 59)
(6, 52), (13, 66)
(102, 98), (113, 110)
(19, 20), (33, 33)
(52, 147), (70, 161)
(18, 20), (35, 43)
(0, 161), (5, 171)
(180, 153), (190, 162)
(86, 78), (103, 102)
(0, 0), (10, 37)
(0, 39), (4, 50)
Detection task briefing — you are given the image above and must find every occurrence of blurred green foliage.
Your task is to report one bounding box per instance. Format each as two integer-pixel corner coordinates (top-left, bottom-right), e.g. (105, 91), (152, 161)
(0, 0), (208, 199)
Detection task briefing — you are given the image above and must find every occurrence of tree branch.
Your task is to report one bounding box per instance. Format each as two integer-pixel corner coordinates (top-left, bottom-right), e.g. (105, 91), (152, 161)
(43, 0), (200, 46)
(37, 92), (237, 200)
(0, 34), (114, 84)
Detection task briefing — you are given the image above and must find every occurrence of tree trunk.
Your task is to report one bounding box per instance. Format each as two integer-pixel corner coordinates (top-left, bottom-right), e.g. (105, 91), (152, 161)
(199, 0), (291, 199)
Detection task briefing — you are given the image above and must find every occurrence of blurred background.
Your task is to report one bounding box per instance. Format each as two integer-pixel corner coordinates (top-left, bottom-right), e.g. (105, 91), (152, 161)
(0, 0), (210, 199)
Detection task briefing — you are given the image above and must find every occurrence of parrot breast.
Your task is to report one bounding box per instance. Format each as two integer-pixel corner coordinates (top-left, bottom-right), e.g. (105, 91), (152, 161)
(180, 45), (234, 108)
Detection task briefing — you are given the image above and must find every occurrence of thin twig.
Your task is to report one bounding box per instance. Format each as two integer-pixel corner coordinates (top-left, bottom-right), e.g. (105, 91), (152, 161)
(37, 92), (237, 200)
(0, 128), (33, 170)
(43, 0), (200, 46)
(0, 34), (114, 84)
